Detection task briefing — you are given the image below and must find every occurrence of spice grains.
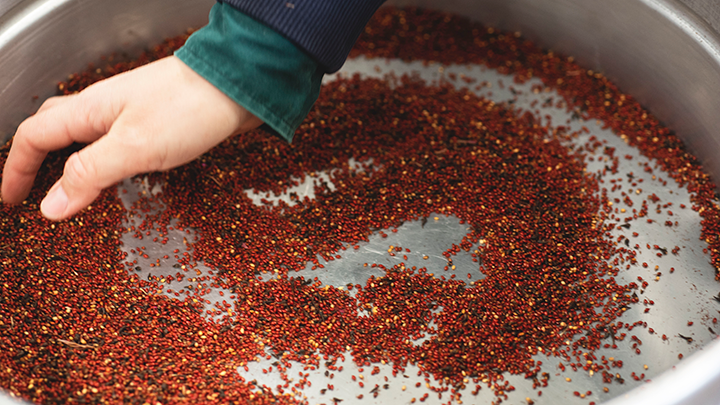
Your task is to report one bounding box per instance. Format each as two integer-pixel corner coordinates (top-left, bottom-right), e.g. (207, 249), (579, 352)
(0, 6), (717, 405)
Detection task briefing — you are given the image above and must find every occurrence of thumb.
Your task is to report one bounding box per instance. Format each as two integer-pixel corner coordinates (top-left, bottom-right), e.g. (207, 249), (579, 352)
(40, 133), (139, 221)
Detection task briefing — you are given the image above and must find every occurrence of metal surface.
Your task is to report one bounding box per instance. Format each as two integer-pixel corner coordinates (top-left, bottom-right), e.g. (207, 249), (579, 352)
(1, 0), (720, 404)
(677, 0), (720, 39)
(0, 0), (24, 18)
(387, 0), (720, 190)
(0, 0), (214, 140)
(223, 60), (720, 405)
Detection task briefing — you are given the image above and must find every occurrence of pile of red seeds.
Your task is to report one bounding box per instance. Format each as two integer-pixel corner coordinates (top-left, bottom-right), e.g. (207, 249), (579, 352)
(0, 6), (717, 405)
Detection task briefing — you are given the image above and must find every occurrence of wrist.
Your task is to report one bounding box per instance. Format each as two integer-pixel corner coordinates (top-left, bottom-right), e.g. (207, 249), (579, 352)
(174, 3), (324, 142)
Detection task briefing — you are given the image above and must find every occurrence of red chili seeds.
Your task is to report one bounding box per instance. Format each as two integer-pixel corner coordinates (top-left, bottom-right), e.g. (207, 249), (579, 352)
(0, 6), (717, 405)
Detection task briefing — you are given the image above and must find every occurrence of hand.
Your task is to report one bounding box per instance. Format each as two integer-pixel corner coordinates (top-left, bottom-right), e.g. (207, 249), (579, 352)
(1, 56), (262, 220)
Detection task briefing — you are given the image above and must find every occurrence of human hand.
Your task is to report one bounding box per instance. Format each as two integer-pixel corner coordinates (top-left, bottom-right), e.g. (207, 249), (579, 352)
(1, 55), (262, 221)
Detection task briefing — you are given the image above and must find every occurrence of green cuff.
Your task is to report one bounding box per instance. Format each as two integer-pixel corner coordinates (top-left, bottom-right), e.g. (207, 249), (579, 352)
(175, 3), (324, 142)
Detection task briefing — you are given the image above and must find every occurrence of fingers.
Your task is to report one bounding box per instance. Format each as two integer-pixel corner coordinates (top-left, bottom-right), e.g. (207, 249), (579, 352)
(39, 150), (106, 221)
(39, 123), (148, 220)
(2, 56), (263, 221)
(1, 91), (117, 204)
(36, 94), (76, 113)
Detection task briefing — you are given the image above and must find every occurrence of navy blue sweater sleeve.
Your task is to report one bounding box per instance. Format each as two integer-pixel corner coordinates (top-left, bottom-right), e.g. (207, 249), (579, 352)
(220, 0), (387, 73)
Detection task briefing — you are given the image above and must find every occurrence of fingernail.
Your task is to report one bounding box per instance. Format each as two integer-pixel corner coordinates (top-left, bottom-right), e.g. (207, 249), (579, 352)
(40, 184), (68, 219)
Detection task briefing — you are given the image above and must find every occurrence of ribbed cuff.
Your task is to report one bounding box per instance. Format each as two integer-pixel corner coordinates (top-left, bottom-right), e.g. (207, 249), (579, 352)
(222, 0), (387, 73)
(175, 2), (324, 142)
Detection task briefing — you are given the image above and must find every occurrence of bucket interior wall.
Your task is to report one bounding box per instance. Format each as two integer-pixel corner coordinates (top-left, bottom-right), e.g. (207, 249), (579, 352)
(1, 1), (719, 404)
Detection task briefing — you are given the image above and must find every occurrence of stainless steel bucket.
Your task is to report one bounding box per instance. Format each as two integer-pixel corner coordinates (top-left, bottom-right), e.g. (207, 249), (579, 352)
(0, 1), (719, 404)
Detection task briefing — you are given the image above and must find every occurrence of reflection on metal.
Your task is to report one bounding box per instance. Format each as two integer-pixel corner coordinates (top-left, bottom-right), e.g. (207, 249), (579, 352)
(1, 0), (720, 404)
(118, 59), (720, 404)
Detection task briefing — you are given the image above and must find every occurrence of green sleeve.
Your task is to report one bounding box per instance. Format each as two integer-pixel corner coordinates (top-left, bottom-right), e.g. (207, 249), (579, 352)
(175, 3), (324, 142)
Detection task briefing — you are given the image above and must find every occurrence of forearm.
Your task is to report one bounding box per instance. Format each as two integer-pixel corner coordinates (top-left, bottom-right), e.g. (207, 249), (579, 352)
(175, 3), (324, 142)
(175, 0), (387, 142)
